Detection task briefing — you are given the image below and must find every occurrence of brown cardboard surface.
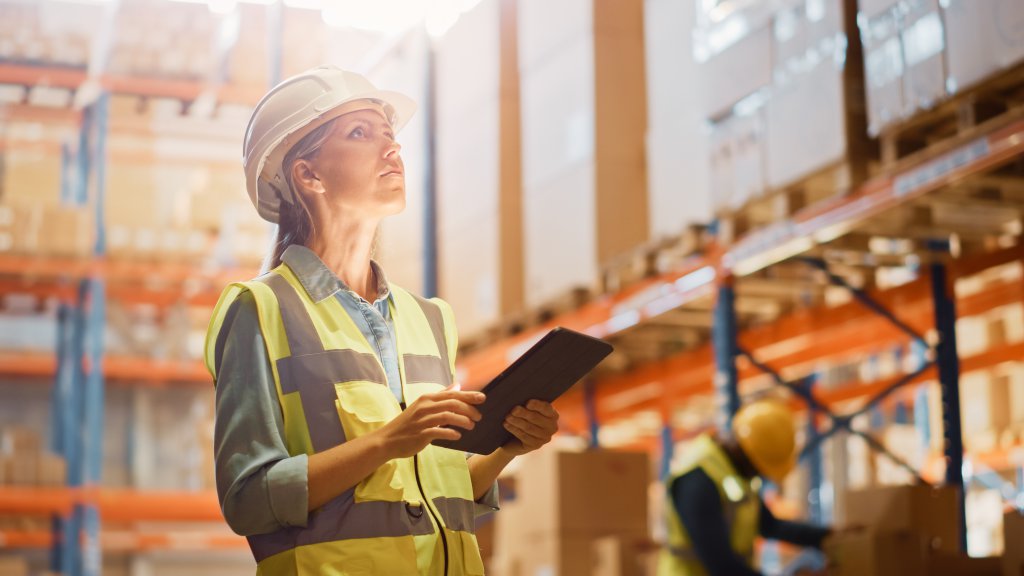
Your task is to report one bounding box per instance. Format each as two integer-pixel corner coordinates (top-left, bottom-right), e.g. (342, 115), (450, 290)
(825, 530), (927, 576)
(515, 449), (650, 537)
(506, 531), (649, 576)
(843, 485), (961, 553)
(1005, 511), (1024, 576)
(926, 553), (1002, 576)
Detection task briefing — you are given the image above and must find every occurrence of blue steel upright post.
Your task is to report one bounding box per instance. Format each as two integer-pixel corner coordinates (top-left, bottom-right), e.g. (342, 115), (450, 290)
(712, 277), (740, 429)
(80, 91), (109, 576)
(930, 259), (966, 552)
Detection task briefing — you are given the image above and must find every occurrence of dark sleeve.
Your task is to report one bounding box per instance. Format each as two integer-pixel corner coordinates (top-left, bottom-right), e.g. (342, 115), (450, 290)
(758, 500), (831, 548)
(671, 469), (762, 576)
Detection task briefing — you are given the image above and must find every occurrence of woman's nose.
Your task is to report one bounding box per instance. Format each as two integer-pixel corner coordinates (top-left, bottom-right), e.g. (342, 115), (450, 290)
(384, 139), (401, 158)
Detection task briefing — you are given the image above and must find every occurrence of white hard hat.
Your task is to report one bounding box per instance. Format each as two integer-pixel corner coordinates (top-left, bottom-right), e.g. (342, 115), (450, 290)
(242, 66), (416, 223)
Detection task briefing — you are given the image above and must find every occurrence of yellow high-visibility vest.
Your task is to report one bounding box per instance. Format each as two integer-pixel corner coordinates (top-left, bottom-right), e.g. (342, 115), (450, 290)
(205, 263), (484, 575)
(657, 434), (760, 576)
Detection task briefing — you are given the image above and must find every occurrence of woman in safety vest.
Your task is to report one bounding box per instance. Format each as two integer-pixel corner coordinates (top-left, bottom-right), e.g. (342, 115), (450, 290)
(658, 400), (832, 576)
(205, 66), (560, 575)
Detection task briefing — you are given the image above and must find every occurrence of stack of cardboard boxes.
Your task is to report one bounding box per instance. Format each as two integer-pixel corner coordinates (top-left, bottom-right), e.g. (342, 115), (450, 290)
(700, 0), (870, 218)
(828, 485), (1001, 575)
(858, 0), (1024, 136)
(434, 0), (524, 339)
(493, 448), (651, 576)
(0, 425), (66, 488)
(516, 0), (648, 309)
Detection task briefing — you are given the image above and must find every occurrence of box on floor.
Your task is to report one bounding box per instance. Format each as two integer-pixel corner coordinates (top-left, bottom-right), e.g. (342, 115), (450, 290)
(842, 484), (961, 553)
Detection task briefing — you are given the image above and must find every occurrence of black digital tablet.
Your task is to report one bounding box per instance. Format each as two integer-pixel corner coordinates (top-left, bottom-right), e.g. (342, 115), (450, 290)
(432, 327), (614, 455)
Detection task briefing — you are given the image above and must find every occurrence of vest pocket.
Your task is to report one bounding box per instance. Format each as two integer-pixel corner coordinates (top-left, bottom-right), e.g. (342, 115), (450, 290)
(335, 380), (400, 437)
(335, 381), (405, 502)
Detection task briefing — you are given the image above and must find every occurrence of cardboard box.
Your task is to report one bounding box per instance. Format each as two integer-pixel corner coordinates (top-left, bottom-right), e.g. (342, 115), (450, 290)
(943, 0), (1024, 94)
(505, 531), (648, 576)
(591, 535), (648, 576)
(1005, 510), (1024, 576)
(2, 426), (41, 455)
(697, 24), (773, 120)
(843, 485), (961, 553)
(37, 452), (67, 486)
(899, 0), (946, 115)
(515, 448), (650, 537)
(826, 530), (927, 576)
(858, 0), (905, 135)
(0, 556), (29, 576)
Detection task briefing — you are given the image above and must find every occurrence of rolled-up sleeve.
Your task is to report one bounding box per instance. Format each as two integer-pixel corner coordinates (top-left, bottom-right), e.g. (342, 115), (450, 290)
(213, 291), (309, 536)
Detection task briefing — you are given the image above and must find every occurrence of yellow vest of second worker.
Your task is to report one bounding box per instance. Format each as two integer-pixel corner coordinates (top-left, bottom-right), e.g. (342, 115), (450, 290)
(205, 263), (484, 576)
(657, 434), (760, 576)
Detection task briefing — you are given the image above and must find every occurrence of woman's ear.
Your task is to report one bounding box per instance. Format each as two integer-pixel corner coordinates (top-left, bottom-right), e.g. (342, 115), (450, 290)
(291, 159), (325, 196)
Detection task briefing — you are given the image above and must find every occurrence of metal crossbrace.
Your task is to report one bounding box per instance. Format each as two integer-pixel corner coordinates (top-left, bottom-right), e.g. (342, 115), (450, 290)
(738, 346), (929, 485)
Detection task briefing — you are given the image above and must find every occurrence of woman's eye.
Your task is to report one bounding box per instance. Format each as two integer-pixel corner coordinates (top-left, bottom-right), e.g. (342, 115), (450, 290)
(350, 127), (365, 138)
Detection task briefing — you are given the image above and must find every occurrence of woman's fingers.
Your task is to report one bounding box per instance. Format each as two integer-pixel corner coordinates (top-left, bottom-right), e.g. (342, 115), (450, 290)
(508, 406), (558, 434)
(419, 411), (476, 431)
(419, 398), (483, 423)
(504, 417), (548, 446)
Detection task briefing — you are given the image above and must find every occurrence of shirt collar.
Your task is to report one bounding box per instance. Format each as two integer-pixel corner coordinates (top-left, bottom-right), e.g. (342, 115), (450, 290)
(281, 244), (392, 305)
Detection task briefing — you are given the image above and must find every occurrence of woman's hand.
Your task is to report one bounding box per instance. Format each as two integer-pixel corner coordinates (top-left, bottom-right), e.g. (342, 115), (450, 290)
(377, 387), (485, 460)
(501, 399), (559, 456)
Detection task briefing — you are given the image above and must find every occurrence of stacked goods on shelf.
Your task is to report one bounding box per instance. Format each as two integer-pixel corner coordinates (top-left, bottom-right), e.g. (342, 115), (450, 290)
(943, 0), (1024, 95)
(493, 448), (651, 576)
(0, 556), (28, 576)
(132, 387), (215, 491)
(643, 0), (713, 236)
(699, 0), (870, 224)
(435, 0), (525, 340)
(226, 3), (270, 90)
(858, 0), (1024, 137)
(0, 426), (65, 487)
(0, 1), (97, 68)
(828, 484), (1002, 575)
(516, 0), (648, 309)
(108, 0), (216, 79)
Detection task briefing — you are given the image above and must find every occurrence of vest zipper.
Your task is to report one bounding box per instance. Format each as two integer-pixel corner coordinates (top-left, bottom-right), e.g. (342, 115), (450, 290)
(402, 402), (449, 576)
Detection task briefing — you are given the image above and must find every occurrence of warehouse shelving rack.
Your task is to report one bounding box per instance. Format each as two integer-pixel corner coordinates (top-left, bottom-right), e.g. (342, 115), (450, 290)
(0, 0), (288, 571)
(456, 112), (1024, 550)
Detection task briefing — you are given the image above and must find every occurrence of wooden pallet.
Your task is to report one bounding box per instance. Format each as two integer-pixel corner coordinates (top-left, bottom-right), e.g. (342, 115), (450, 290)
(598, 224), (708, 294)
(714, 159), (867, 246)
(879, 64), (1024, 170)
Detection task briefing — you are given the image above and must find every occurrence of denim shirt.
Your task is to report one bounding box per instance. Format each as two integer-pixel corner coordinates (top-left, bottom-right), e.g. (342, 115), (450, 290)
(211, 244), (498, 536)
(283, 245), (403, 403)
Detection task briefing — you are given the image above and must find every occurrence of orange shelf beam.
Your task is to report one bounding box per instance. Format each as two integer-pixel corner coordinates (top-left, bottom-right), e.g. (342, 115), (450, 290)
(0, 488), (225, 523)
(0, 529), (248, 552)
(0, 63), (263, 106)
(0, 353), (210, 384)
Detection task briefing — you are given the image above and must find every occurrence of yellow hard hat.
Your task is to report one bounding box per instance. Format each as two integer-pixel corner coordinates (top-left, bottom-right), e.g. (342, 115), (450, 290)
(242, 66), (416, 223)
(731, 400), (798, 483)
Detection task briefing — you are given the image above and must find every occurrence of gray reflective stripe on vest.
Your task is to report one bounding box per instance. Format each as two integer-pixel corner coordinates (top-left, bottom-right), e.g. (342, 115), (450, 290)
(431, 496), (477, 532)
(262, 274), (386, 453)
(409, 294), (453, 387)
(247, 493), (436, 562)
(404, 354), (452, 385)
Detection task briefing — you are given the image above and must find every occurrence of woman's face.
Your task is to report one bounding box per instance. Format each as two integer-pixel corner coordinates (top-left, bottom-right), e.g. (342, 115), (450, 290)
(304, 107), (406, 218)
